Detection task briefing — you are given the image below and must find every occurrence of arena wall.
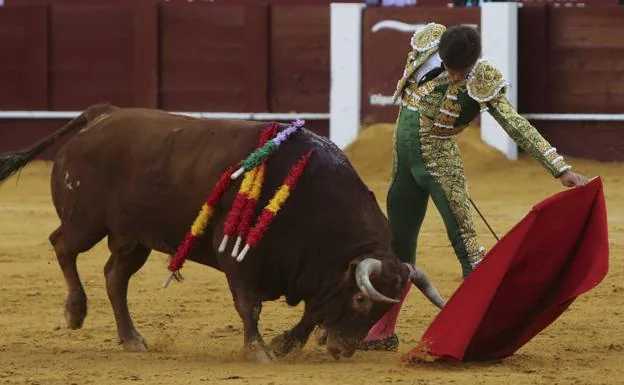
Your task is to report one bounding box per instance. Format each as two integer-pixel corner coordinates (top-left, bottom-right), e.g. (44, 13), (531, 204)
(0, 1), (333, 159)
(361, 4), (624, 161)
(0, 1), (623, 161)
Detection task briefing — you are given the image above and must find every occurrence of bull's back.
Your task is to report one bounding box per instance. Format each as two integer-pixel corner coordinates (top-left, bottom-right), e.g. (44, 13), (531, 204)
(50, 107), (388, 270)
(51, 108), (268, 254)
(61, 108), (266, 179)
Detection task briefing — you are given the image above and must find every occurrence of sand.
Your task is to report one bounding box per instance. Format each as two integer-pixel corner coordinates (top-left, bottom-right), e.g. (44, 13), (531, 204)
(1, 124), (623, 384)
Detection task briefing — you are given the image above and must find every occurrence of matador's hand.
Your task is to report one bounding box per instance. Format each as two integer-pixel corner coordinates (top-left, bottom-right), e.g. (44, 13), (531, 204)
(558, 170), (588, 188)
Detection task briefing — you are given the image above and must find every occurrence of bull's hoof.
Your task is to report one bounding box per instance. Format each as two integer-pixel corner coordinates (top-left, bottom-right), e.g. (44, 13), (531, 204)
(269, 332), (303, 358)
(64, 290), (87, 329)
(357, 333), (399, 352)
(119, 331), (149, 352)
(245, 341), (276, 364)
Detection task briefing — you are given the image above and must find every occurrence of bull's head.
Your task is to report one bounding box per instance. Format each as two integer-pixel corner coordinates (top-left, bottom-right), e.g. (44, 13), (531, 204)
(314, 257), (444, 360)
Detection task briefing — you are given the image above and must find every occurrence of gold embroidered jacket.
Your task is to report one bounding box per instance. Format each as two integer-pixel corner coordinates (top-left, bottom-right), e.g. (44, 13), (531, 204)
(392, 23), (572, 178)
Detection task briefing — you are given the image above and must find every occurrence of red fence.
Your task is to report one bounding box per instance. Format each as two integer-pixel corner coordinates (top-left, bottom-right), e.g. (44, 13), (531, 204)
(0, 3), (332, 115)
(0, 2), (332, 158)
(1, 2), (623, 160)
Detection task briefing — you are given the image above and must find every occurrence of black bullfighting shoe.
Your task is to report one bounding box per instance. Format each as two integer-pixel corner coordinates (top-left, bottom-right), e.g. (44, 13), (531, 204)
(357, 333), (399, 352)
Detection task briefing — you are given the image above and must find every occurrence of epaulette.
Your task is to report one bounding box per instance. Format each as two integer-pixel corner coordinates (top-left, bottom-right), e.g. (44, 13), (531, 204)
(466, 59), (508, 103)
(410, 23), (446, 52)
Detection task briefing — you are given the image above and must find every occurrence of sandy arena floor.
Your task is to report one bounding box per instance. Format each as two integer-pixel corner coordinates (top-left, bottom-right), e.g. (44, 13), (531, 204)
(1, 124), (623, 384)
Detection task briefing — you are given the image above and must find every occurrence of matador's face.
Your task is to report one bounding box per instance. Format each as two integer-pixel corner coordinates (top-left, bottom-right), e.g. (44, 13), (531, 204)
(443, 59), (474, 83)
(446, 66), (472, 83)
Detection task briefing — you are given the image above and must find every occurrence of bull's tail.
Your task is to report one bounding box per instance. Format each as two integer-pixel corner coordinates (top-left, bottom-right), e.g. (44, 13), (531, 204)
(0, 103), (117, 185)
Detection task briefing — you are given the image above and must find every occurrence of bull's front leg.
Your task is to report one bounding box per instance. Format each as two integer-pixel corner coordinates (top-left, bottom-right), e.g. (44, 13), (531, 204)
(269, 304), (316, 358)
(226, 277), (275, 363)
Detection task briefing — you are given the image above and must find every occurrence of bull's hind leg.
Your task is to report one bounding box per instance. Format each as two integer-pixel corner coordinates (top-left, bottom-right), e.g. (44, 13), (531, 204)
(50, 226), (88, 329)
(104, 235), (151, 352)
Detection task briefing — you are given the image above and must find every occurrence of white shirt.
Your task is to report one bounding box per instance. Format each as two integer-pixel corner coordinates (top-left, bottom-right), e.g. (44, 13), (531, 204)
(414, 52), (443, 84)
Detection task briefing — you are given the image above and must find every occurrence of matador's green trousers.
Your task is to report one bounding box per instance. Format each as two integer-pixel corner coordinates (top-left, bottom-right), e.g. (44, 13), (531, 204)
(387, 107), (481, 277)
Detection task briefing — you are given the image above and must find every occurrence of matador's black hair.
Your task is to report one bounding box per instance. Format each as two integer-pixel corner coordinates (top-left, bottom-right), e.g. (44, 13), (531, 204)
(439, 25), (481, 71)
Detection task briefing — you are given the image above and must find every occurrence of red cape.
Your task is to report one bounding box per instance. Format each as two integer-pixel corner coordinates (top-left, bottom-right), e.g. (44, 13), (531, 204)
(403, 177), (609, 363)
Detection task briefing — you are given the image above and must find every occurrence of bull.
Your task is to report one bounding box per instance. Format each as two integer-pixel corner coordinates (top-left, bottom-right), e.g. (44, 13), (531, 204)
(0, 104), (444, 362)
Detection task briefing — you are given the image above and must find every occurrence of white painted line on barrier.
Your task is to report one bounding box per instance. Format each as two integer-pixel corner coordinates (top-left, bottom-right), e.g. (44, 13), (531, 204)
(0, 111), (330, 120)
(368, 95), (624, 122)
(370, 20), (478, 33)
(369, 94), (397, 106)
(523, 114), (624, 122)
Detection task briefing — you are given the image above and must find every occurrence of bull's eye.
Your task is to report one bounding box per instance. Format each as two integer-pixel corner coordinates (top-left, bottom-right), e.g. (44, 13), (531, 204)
(353, 293), (370, 312)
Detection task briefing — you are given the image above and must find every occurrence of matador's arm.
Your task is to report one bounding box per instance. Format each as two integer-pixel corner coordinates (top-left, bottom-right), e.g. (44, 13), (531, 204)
(486, 92), (571, 178)
(467, 60), (572, 178)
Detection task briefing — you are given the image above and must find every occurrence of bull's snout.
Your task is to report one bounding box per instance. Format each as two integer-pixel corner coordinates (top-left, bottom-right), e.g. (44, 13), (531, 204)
(325, 332), (357, 360)
(316, 326), (360, 360)
(326, 344), (355, 360)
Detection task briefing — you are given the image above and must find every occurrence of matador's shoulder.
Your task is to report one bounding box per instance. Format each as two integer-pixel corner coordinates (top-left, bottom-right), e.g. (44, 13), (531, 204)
(466, 59), (508, 103)
(410, 23), (446, 52)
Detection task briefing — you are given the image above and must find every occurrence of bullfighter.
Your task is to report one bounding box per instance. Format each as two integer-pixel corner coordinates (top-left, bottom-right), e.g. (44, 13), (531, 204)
(360, 23), (589, 351)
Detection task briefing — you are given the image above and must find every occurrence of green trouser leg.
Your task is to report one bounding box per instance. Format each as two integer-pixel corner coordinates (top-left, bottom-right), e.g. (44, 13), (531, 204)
(362, 106), (474, 349)
(386, 136), (429, 266)
(387, 107), (474, 277)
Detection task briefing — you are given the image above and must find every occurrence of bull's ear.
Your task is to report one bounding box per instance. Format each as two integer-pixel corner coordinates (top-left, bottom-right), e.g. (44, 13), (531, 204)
(355, 258), (401, 304)
(343, 259), (362, 282)
(343, 256), (378, 283)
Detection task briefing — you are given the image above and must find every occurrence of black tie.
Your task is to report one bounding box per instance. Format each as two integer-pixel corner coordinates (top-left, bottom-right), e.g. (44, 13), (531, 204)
(417, 62), (445, 86)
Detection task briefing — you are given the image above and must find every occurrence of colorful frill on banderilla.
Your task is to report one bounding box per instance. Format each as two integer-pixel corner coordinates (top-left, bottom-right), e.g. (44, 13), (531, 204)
(218, 122), (278, 256)
(163, 119), (313, 288)
(235, 148), (314, 262)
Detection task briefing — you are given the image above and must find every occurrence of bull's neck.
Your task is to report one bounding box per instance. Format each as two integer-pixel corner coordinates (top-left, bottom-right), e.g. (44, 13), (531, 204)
(298, 236), (393, 300)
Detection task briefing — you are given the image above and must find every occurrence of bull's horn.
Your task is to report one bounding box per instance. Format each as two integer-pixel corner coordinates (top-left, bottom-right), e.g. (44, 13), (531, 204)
(355, 258), (400, 304)
(405, 263), (445, 309)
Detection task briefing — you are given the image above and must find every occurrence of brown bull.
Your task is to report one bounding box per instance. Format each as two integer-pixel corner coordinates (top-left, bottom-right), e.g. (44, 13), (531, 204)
(0, 104), (444, 361)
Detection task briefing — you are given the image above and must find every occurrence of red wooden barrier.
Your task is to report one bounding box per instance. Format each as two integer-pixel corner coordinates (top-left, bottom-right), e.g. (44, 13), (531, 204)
(0, 5), (48, 109)
(48, 4), (158, 109)
(1, 2), (624, 161)
(517, 4), (551, 113)
(270, 6), (330, 113)
(548, 6), (624, 114)
(159, 3), (269, 112)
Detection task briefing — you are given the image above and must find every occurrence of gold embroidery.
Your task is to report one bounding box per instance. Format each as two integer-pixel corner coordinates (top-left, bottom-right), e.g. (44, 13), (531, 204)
(390, 110), (401, 183)
(439, 97), (462, 117)
(399, 80), (441, 118)
(467, 59), (507, 103)
(418, 114), (484, 259)
(430, 84), (464, 136)
(393, 51), (437, 101)
(411, 23), (446, 52)
(393, 24), (446, 102)
(434, 113), (455, 128)
(487, 93), (572, 177)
